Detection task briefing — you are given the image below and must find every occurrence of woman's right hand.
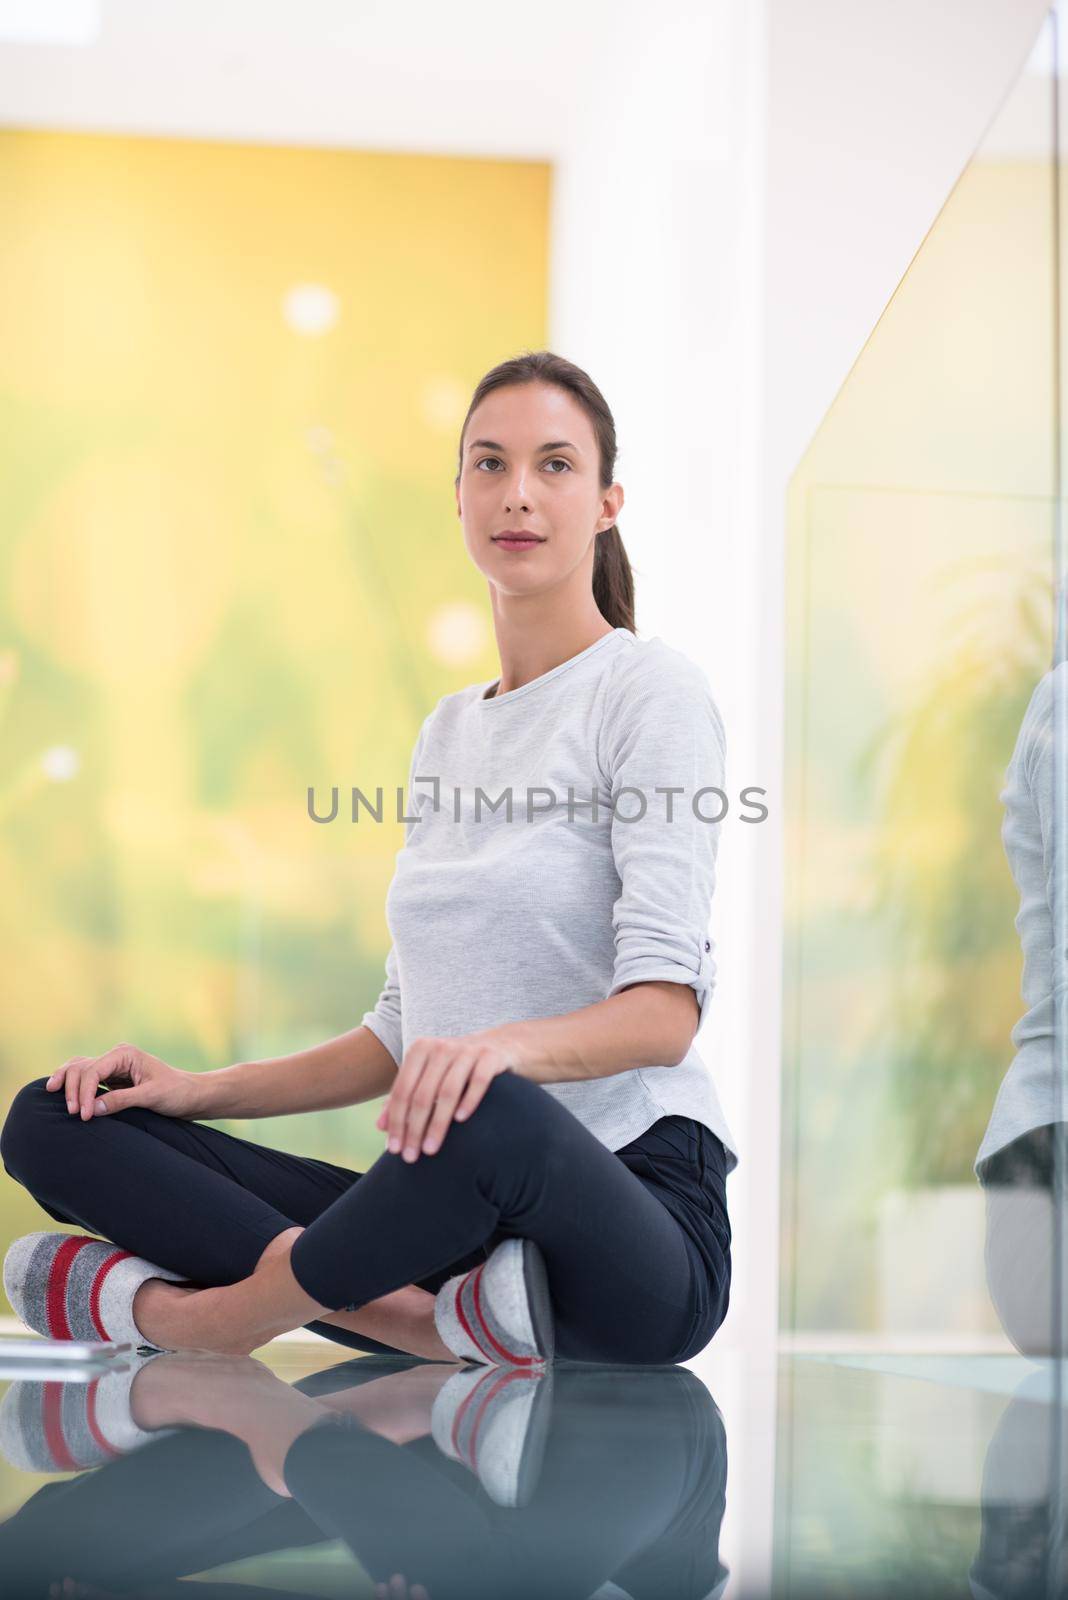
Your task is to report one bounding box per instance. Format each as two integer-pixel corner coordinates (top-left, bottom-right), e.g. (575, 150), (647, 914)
(45, 1043), (203, 1122)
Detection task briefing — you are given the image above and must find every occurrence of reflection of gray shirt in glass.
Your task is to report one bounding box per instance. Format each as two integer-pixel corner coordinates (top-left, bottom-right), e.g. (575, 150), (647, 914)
(976, 661), (1068, 1177)
(360, 626), (739, 1174)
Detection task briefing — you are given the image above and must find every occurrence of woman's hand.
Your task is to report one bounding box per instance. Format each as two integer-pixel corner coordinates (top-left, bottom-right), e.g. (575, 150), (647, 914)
(45, 1043), (203, 1122)
(375, 1033), (519, 1162)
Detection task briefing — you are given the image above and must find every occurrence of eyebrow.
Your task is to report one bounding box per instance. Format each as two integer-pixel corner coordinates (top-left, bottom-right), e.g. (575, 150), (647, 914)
(467, 439), (581, 454)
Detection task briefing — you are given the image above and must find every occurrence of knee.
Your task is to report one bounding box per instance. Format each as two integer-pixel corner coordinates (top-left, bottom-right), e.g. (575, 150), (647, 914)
(1, 1076), (59, 1183)
(452, 1067), (544, 1143)
(412, 1067), (548, 1163)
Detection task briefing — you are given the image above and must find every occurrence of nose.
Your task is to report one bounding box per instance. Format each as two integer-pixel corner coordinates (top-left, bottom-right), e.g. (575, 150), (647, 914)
(502, 464), (533, 513)
(504, 485), (532, 514)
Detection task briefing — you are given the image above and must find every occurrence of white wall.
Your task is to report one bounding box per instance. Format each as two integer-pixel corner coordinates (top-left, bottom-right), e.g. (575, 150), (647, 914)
(0, 0), (617, 157)
(766, 0), (1053, 484)
(548, 0), (760, 1333)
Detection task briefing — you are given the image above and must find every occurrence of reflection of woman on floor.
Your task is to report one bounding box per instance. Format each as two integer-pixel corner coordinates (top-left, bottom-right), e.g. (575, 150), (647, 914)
(0, 1355), (730, 1600)
(968, 1362), (1068, 1600)
(1, 350), (736, 1369)
(976, 660), (1068, 1358)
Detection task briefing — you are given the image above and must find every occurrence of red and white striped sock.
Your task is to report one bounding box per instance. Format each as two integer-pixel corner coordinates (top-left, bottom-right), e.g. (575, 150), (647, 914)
(3, 1232), (189, 1350)
(0, 1352), (180, 1472)
(433, 1237), (554, 1367)
(429, 1360), (554, 1506)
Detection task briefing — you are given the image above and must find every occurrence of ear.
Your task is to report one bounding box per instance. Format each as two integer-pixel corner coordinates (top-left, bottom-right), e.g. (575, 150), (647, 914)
(597, 482), (624, 531)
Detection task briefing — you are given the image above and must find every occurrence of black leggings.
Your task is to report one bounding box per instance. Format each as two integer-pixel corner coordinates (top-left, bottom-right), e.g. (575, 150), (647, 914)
(0, 1068), (731, 1365)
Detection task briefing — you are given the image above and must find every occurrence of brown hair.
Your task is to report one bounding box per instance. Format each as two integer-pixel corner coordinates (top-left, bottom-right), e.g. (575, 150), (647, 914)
(454, 350), (636, 633)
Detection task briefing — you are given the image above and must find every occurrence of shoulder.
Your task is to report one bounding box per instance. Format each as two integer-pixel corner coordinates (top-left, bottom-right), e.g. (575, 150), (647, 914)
(1015, 660), (1068, 749)
(1017, 661), (1068, 788)
(1026, 659), (1068, 716)
(598, 634), (725, 766)
(603, 633), (720, 716)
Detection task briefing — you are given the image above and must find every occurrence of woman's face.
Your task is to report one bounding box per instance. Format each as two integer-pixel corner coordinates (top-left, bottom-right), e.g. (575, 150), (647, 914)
(455, 381), (623, 594)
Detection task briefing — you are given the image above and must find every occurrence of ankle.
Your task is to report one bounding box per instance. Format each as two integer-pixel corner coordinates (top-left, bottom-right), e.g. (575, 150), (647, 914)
(131, 1277), (196, 1349)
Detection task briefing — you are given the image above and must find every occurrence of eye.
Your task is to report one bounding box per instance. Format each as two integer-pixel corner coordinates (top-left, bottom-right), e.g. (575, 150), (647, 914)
(473, 456), (572, 473)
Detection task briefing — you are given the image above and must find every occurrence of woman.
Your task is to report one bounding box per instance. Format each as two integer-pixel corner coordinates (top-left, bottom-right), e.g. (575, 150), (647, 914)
(976, 657), (1068, 1358)
(0, 350), (739, 1367)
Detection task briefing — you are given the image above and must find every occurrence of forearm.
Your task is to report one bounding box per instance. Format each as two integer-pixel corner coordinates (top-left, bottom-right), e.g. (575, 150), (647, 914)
(191, 1025), (397, 1119)
(484, 982), (699, 1086)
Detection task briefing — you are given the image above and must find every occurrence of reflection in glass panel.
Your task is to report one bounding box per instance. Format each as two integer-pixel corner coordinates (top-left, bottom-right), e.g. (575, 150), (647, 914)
(0, 1360), (732, 1599)
(781, 9), (1061, 1353)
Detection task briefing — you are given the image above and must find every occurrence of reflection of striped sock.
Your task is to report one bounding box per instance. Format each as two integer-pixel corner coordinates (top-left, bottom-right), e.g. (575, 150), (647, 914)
(0, 1355), (179, 1473)
(430, 1362), (554, 1507)
(3, 1232), (189, 1349)
(433, 1237), (554, 1366)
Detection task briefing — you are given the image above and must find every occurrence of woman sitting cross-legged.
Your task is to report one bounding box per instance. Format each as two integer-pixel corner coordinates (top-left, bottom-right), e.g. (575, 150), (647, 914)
(1, 351), (736, 1369)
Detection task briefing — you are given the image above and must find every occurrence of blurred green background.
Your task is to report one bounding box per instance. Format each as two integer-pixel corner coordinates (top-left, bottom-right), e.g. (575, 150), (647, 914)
(0, 128), (550, 1252)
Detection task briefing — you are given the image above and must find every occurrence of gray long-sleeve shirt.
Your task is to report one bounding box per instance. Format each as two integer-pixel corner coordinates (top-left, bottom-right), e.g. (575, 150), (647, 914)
(975, 660), (1068, 1175)
(360, 625), (739, 1174)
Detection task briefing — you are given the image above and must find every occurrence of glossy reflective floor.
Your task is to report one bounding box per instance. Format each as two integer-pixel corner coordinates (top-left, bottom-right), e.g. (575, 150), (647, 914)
(0, 1334), (1062, 1599)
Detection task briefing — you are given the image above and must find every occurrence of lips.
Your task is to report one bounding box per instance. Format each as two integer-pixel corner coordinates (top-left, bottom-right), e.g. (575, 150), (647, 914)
(493, 533), (545, 545)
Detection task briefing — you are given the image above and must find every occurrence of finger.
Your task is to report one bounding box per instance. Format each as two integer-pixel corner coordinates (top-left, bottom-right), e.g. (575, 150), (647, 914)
(78, 1068), (101, 1122)
(45, 1066), (68, 1093)
(417, 1060), (476, 1155)
(93, 1085), (137, 1116)
(403, 1054), (467, 1161)
(453, 1058), (504, 1122)
(46, 1058), (88, 1095)
(384, 1044), (430, 1154)
(393, 1054), (438, 1161)
(95, 1044), (131, 1083)
(64, 1067), (84, 1115)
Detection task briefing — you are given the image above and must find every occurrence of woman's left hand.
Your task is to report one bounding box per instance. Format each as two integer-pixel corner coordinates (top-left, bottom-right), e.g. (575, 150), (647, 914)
(375, 1033), (519, 1162)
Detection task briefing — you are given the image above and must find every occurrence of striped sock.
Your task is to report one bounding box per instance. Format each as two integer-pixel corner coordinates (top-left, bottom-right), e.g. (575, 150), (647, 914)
(433, 1236), (554, 1367)
(3, 1232), (190, 1351)
(0, 1354), (180, 1472)
(430, 1361), (554, 1506)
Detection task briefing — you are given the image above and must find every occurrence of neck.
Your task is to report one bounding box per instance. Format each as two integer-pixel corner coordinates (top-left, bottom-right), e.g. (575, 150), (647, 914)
(486, 615), (615, 698)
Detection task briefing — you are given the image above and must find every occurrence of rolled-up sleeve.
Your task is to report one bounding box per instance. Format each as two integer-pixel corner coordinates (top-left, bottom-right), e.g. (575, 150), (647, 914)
(360, 940), (404, 1067)
(358, 712), (432, 1067)
(599, 648), (726, 1038)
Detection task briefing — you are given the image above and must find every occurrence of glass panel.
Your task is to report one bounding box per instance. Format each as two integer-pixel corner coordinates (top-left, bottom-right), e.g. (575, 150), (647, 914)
(781, 9), (1062, 1356)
